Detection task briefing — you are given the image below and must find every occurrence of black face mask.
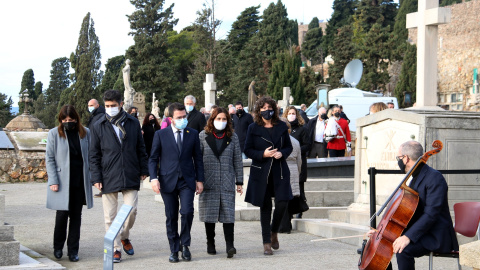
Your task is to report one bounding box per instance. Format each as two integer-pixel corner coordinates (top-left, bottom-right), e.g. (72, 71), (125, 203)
(63, 122), (76, 131)
(398, 159), (406, 174)
(334, 112), (340, 118)
(260, 110), (274, 120)
(149, 119), (155, 124)
(236, 109), (244, 116)
(320, 113), (328, 120)
(131, 112), (137, 117)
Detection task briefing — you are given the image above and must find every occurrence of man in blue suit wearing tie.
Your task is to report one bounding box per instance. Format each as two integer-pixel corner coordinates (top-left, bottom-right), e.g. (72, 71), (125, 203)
(148, 102), (204, 263)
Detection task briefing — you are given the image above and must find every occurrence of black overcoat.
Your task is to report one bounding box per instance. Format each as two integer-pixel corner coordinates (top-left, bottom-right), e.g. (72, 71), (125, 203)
(244, 121), (293, 207)
(187, 107), (207, 133)
(290, 121), (311, 183)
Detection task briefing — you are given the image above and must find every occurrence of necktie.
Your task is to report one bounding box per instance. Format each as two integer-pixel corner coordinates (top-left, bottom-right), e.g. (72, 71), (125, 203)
(176, 130), (182, 154)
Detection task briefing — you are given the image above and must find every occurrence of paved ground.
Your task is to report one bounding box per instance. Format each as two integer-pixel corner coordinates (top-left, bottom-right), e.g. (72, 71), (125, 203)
(1, 182), (470, 270)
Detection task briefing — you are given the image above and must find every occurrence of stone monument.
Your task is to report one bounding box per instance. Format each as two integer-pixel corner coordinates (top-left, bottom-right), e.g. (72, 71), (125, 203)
(5, 91), (46, 131)
(0, 194), (20, 266)
(204, 74), (216, 108)
(247, 80), (257, 111)
(151, 93), (160, 119)
(132, 92), (146, 124)
(277, 87), (291, 111)
(122, 59), (136, 111)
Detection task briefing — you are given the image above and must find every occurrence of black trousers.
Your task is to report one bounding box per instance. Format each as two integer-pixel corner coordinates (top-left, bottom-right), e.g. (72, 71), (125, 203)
(53, 189), (84, 255)
(260, 178), (288, 243)
(386, 241), (429, 270)
(328, 149), (345, 157)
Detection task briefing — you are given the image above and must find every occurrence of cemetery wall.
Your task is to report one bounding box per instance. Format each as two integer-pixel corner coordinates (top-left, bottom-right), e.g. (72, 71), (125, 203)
(408, 0), (480, 110)
(0, 150), (47, 183)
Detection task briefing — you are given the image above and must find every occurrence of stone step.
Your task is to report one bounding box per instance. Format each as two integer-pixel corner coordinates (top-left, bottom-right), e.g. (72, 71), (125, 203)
(293, 218), (369, 246)
(328, 209), (373, 226)
(233, 206), (348, 221)
(305, 191), (354, 207)
(304, 178), (354, 191)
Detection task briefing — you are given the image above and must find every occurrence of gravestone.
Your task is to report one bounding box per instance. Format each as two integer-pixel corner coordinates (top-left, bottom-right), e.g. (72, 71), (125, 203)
(0, 194), (20, 266)
(133, 92), (146, 124)
(204, 74), (216, 108)
(277, 87), (291, 111)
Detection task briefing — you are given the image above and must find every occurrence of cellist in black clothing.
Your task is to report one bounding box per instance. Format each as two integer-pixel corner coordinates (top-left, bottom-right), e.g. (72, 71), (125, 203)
(366, 141), (458, 270)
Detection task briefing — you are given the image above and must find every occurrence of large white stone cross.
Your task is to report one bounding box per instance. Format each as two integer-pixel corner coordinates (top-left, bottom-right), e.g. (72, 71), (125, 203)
(203, 74), (216, 108)
(406, 0), (451, 107)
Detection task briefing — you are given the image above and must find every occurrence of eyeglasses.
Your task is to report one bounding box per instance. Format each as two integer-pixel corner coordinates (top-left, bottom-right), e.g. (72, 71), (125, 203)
(396, 155), (405, 161)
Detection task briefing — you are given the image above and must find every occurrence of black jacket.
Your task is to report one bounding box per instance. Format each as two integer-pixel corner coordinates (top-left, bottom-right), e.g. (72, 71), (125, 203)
(244, 121), (293, 207)
(232, 112), (254, 152)
(142, 123), (160, 157)
(87, 106), (105, 129)
(290, 120), (311, 182)
(89, 113), (149, 194)
(299, 110), (309, 124)
(187, 108), (206, 133)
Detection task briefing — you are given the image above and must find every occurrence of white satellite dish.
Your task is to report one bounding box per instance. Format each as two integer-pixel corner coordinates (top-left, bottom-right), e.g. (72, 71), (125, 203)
(343, 59), (363, 88)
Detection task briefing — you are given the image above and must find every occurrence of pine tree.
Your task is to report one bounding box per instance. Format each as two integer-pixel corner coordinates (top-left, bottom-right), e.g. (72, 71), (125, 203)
(267, 46), (304, 103)
(126, 0), (180, 111)
(394, 43), (416, 107)
(302, 17), (324, 65)
(0, 93), (13, 127)
(60, 12), (102, 125)
(18, 69), (35, 113)
(228, 5), (260, 56)
(98, 55), (125, 95)
(323, 0), (358, 55)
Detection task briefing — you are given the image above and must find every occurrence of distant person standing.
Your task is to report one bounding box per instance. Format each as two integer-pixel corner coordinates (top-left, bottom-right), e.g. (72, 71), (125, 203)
(299, 104), (309, 124)
(127, 106), (138, 119)
(46, 105), (93, 262)
(89, 90), (149, 263)
(244, 97), (293, 256)
(339, 105), (350, 123)
(228, 106), (236, 121)
(161, 107), (171, 129)
(370, 102), (388, 114)
(306, 107), (328, 158)
(326, 105), (351, 157)
(198, 107), (243, 258)
(148, 102), (204, 263)
(184, 95), (206, 133)
(232, 101), (253, 158)
(387, 102), (395, 109)
(142, 113), (161, 158)
(87, 99), (105, 129)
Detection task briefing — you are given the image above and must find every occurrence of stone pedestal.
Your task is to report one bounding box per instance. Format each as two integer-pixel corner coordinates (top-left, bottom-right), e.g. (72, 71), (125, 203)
(203, 74), (216, 108)
(460, 240), (480, 269)
(353, 109), (480, 210)
(0, 194), (20, 266)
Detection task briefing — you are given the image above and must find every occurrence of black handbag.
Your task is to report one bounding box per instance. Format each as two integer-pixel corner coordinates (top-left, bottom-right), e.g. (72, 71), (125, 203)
(288, 197), (309, 215)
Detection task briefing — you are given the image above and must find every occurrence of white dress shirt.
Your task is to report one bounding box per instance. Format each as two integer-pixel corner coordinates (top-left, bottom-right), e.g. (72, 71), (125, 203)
(315, 118), (325, 142)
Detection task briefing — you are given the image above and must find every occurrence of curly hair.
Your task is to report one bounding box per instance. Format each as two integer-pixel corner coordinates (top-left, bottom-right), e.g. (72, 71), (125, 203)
(253, 97), (279, 126)
(142, 113), (161, 129)
(282, 106), (305, 126)
(204, 107), (234, 138)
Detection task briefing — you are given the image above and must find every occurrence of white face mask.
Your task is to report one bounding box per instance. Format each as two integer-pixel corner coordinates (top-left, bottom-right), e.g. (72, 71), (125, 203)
(287, 114), (296, 122)
(213, 120), (227, 131)
(106, 107), (119, 117)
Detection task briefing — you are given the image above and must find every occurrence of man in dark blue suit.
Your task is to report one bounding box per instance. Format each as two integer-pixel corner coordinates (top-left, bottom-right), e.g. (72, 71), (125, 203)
(148, 102), (204, 263)
(369, 141), (458, 270)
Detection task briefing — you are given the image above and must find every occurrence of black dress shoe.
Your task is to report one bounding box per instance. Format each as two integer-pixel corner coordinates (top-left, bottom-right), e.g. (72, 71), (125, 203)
(68, 254), (79, 262)
(181, 245), (191, 261)
(54, 249), (63, 259)
(169, 252), (179, 263)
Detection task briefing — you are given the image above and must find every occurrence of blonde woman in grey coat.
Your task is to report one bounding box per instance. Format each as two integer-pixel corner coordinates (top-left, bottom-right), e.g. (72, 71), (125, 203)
(279, 119), (301, 233)
(46, 105), (93, 262)
(198, 107), (243, 258)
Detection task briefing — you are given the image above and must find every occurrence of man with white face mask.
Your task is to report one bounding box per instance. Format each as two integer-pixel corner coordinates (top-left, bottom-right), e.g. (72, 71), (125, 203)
(149, 102), (205, 263)
(184, 95), (206, 133)
(89, 90), (149, 263)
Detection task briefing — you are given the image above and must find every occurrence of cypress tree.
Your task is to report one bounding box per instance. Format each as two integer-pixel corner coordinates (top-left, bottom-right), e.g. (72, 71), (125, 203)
(394, 43), (417, 107)
(34, 82), (43, 101)
(98, 55), (125, 95)
(302, 17), (325, 65)
(0, 93), (13, 126)
(440, 0), (462, 6)
(391, 0), (417, 59)
(323, 0), (357, 55)
(327, 25), (356, 89)
(18, 69), (35, 113)
(301, 65), (322, 104)
(228, 5), (260, 56)
(267, 46), (304, 103)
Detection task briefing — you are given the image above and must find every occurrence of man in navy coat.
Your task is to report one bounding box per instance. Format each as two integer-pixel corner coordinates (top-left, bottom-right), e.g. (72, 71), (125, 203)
(148, 102), (204, 263)
(368, 141), (458, 270)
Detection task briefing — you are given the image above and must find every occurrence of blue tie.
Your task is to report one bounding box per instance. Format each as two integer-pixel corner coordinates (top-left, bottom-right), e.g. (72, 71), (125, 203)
(176, 130), (182, 154)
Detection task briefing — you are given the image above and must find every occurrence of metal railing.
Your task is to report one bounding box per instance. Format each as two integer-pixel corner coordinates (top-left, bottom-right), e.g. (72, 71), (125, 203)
(367, 167), (480, 229)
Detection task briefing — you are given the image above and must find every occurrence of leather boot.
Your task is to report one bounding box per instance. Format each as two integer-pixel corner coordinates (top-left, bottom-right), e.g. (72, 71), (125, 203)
(263, 243), (273, 255)
(271, 232), (279, 250)
(205, 223), (216, 255)
(223, 223), (236, 258)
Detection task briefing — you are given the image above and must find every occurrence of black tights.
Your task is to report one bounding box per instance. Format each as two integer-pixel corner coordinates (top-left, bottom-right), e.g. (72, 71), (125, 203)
(260, 180), (288, 243)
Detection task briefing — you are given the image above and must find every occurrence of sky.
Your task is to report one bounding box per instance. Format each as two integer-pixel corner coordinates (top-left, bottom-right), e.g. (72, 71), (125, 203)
(0, 0), (337, 106)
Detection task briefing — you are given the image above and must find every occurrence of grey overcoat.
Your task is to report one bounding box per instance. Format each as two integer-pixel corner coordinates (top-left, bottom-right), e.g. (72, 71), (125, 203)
(198, 131), (243, 223)
(46, 127), (93, 210)
(286, 135), (301, 196)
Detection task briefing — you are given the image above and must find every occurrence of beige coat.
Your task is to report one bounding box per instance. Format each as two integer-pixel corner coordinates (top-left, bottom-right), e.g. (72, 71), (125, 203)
(286, 135), (301, 196)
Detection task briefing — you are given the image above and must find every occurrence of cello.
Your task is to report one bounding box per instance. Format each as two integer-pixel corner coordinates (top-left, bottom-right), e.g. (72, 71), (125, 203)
(358, 140), (443, 270)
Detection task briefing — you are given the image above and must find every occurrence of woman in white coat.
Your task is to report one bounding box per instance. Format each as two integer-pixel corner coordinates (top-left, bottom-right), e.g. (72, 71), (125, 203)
(46, 105), (93, 262)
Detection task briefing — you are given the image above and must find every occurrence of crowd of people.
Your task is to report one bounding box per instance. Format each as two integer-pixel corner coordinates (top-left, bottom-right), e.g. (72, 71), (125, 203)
(46, 91), (448, 269)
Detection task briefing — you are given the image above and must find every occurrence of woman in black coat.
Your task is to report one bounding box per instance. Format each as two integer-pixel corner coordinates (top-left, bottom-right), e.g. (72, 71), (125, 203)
(244, 97), (293, 256)
(142, 113), (160, 157)
(283, 106), (311, 220)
